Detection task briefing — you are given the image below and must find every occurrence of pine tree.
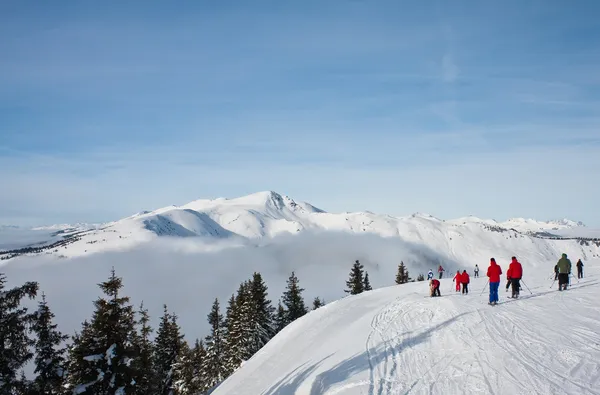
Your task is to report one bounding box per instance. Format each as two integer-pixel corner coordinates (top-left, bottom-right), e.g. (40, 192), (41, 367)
(153, 305), (184, 395)
(223, 291), (244, 376)
(281, 272), (307, 324)
(188, 339), (206, 393)
(312, 297), (324, 310)
(172, 341), (194, 395)
(274, 301), (287, 333)
(363, 271), (372, 291)
(248, 272), (275, 354)
(65, 268), (138, 394)
(30, 292), (68, 394)
(132, 301), (155, 395)
(201, 298), (227, 391)
(345, 260), (365, 294)
(395, 261), (411, 284)
(0, 273), (39, 393)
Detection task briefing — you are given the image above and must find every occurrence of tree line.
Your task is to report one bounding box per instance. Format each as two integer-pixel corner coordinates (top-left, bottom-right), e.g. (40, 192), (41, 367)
(1, 259), (421, 394)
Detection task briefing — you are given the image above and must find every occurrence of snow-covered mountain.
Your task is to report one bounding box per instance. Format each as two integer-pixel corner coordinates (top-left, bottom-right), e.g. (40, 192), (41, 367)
(212, 260), (600, 395)
(1, 191), (598, 261)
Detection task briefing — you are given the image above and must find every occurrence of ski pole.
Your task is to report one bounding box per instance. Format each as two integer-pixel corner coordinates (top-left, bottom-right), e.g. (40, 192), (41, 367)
(520, 280), (533, 295)
(549, 278), (556, 289)
(480, 280), (489, 296)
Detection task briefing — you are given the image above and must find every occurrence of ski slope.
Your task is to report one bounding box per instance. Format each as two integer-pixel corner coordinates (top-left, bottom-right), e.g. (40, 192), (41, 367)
(213, 259), (600, 395)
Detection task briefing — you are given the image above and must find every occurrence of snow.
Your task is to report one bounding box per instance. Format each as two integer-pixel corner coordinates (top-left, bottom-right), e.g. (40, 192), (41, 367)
(83, 354), (103, 362)
(213, 260), (600, 395)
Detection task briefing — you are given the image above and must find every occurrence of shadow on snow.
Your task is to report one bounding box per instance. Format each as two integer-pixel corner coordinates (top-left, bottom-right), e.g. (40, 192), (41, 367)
(261, 312), (471, 395)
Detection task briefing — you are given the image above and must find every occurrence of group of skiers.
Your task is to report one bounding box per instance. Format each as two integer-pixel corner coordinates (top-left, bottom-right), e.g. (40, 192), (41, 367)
(427, 253), (584, 305)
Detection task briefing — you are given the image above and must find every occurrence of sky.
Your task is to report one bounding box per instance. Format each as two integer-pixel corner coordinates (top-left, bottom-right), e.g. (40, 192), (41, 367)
(1, 0), (600, 227)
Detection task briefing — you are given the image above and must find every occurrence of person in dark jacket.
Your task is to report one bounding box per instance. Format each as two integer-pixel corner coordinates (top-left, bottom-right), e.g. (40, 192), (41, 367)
(556, 253), (572, 291)
(506, 256), (523, 298)
(576, 259), (584, 279)
(554, 264), (559, 280)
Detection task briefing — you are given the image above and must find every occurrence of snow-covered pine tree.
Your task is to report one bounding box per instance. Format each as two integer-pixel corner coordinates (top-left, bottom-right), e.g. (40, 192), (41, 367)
(0, 273), (39, 393)
(153, 305), (184, 395)
(131, 301), (155, 395)
(274, 300), (287, 333)
(363, 271), (372, 291)
(30, 292), (68, 394)
(64, 268), (138, 395)
(282, 272), (307, 324)
(248, 272), (275, 355)
(201, 298), (227, 391)
(345, 260), (365, 294)
(172, 341), (194, 395)
(223, 293), (241, 375)
(189, 339), (206, 393)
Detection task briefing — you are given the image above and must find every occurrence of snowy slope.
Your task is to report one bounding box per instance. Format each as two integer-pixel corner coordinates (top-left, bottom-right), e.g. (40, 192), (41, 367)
(213, 259), (600, 395)
(1, 191), (598, 261)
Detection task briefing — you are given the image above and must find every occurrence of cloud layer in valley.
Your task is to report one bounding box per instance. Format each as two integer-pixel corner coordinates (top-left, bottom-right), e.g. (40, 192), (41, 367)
(1, 231), (453, 342)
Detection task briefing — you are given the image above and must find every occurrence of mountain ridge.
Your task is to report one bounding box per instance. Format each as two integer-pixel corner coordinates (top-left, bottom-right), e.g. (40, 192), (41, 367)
(1, 190), (598, 262)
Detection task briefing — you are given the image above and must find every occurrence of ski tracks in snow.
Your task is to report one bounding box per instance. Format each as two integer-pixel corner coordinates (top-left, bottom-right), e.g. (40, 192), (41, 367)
(365, 292), (465, 394)
(363, 278), (600, 395)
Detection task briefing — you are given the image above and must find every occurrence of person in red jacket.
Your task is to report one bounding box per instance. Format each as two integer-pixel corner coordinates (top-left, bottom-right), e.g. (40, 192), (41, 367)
(452, 270), (461, 292)
(461, 270), (470, 294)
(430, 279), (441, 297)
(487, 258), (502, 305)
(506, 256), (523, 298)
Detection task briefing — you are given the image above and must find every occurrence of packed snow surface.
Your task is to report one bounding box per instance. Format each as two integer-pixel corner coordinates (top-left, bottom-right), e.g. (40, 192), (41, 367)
(214, 260), (600, 395)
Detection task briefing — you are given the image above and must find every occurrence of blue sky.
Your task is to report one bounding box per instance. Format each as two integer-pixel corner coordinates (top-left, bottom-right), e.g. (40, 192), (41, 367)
(1, 0), (600, 227)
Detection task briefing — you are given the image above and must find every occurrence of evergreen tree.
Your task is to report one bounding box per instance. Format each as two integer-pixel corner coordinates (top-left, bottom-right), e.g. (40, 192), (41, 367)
(417, 274), (425, 281)
(172, 341), (194, 395)
(345, 260), (365, 294)
(274, 301), (287, 333)
(153, 305), (184, 395)
(188, 339), (206, 393)
(248, 272), (275, 354)
(30, 292), (68, 394)
(201, 298), (227, 391)
(223, 290), (244, 376)
(281, 272), (307, 324)
(395, 261), (411, 284)
(0, 273), (39, 393)
(312, 297), (324, 310)
(363, 271), (372, 291)
(132, 301), (155, 395)
(65, 268), (138, 395)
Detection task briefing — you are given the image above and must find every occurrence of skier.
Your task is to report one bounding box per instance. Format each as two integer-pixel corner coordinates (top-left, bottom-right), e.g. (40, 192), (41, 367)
(556, 253), (571, 291)
(427, 269), (434, 280)
(438, 265), (445, 279)
(506, 256), (523, 298)
(474, 264), (479, 278)
(554, 264), (559, 280)
(452, 270), (461, 292)
(487, 258), (502, 305)
(461, 270), (470, 294)
(576, 259), (584, 279)
(430, 279), (441, 297)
